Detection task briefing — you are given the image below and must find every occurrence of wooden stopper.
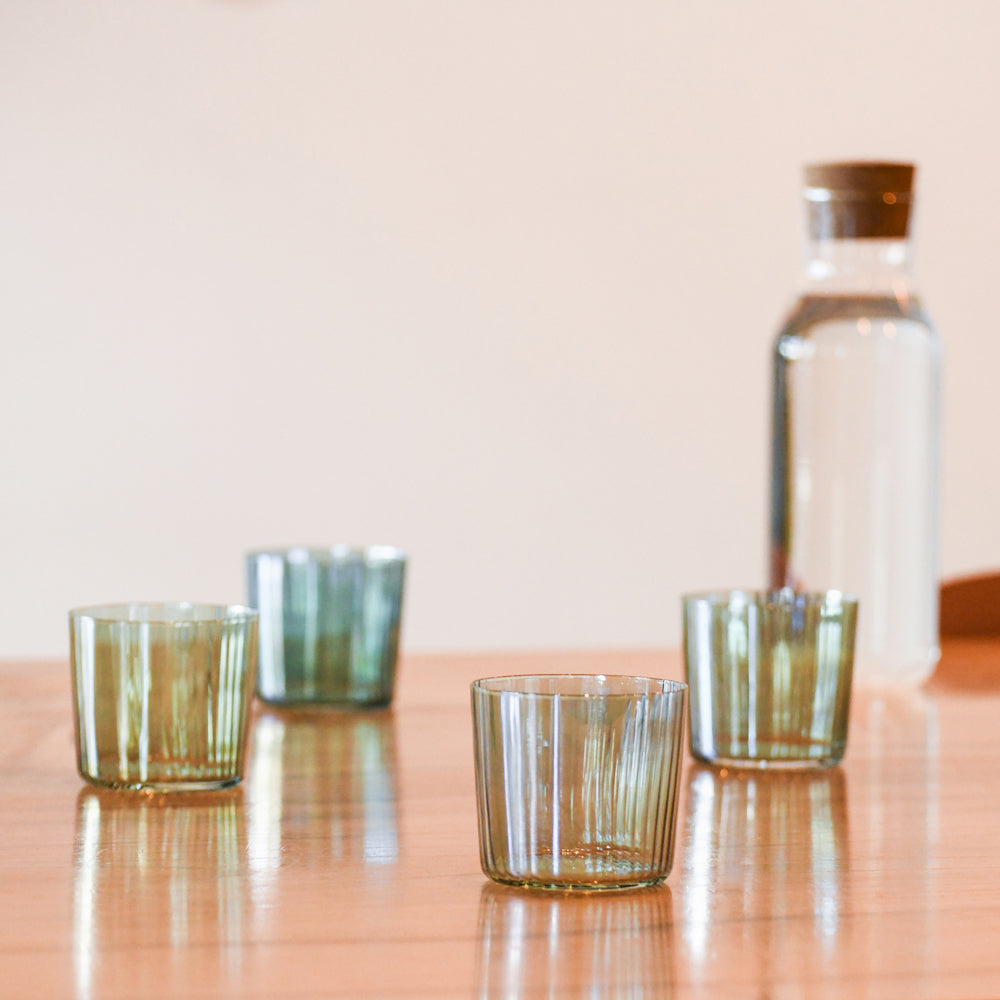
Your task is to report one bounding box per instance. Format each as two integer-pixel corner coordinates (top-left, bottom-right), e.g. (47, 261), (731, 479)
(804, 161), (915, 239)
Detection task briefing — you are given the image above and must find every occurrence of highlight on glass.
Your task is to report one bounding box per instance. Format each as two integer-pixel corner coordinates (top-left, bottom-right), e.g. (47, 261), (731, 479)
(69, 603), (258, 791)
(471, 674), (687, 891)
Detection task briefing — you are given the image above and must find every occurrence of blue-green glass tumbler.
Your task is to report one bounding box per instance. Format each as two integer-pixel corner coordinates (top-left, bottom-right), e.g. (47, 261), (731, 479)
(247, 546), (406, 708)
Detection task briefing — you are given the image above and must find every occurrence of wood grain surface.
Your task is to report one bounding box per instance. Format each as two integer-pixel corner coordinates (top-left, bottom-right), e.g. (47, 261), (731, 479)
(1, 643), (999, 999)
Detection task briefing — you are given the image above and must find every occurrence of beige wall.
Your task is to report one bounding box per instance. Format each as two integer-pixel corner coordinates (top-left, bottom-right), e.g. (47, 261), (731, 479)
(2, 1), (997, 658)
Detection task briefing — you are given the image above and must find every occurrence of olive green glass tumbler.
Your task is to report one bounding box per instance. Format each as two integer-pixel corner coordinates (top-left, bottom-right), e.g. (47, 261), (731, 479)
(247, 545), (406, 708)
(683, 590), (858, 770)
(69, 603), (258, 792)
(471, 674), (687, 891)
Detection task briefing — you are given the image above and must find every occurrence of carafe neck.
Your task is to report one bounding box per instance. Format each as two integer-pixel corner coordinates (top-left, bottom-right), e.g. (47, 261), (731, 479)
(802, 236), (915, 297)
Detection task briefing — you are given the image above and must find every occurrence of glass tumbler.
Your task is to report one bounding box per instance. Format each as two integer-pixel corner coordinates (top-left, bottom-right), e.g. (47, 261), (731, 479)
(69, 603), (258, 791)
(471, 674), (687, 891)
(683, 589), (858, 769)
(247, 545), (406, 708)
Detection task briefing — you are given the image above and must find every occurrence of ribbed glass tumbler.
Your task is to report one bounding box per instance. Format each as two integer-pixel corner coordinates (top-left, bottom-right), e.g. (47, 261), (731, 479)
(69, 603), (258, 791)
(471, 675), (687, 891)
(683, 590), (858, 769)
(247, 546), (406, 708)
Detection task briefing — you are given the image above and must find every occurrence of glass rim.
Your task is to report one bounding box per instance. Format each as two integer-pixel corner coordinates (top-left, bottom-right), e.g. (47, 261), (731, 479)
(682, 588), (858, 610)
(471, 674), (687, 699)
(245, 544), (406, 564)
(69, 602), (258, 625)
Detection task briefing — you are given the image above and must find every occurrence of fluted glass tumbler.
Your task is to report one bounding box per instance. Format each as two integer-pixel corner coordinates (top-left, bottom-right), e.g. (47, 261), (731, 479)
(683, 590), (858, 769)
(69, 603), (258, 791)
(471, 675), (687, 891)
(247, 546), (406, 708)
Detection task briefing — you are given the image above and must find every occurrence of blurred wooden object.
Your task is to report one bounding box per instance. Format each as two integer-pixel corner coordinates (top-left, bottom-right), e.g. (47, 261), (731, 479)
(940, 571), (1000, 636)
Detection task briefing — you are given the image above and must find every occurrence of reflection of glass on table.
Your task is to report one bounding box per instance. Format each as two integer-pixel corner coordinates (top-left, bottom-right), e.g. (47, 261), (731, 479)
(682, 765), (848, 979)
(476, 882), (674, 998)
(73, 788), (247, 998)
(246, 706), (400, 883)
(849, 688), (941, 982)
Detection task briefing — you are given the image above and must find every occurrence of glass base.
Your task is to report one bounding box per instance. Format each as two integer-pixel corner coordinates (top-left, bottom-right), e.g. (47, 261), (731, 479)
(484, 871), (667, 892)
(80, 772), (243, 793)
(481, 843), (671, 892)
(691, 749), (844, 771)
(257, 692), (393, 710)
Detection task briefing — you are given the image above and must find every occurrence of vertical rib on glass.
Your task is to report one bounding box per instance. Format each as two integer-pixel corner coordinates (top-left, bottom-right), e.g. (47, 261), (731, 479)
(471, 675), (686, 891)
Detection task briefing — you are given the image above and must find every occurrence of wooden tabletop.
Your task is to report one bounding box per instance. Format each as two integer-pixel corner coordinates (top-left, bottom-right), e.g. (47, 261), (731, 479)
(2, 643), (999, 999)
